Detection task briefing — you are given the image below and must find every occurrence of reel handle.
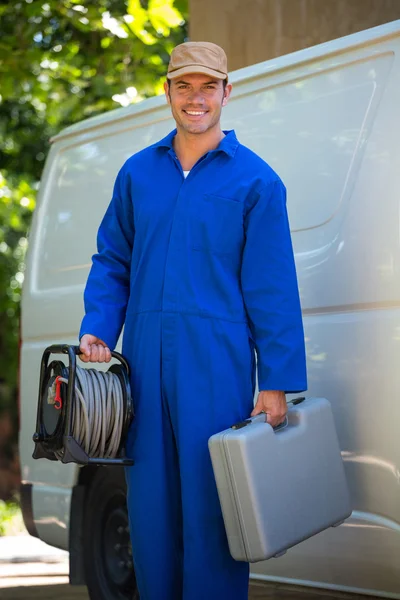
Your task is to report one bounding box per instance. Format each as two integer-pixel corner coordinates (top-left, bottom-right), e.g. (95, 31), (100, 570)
(42, 344), (130, 377)
(73, 344), (129, 376)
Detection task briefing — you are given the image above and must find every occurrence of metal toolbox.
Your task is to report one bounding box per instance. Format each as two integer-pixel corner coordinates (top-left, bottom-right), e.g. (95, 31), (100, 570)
(208, 396), (352, 562)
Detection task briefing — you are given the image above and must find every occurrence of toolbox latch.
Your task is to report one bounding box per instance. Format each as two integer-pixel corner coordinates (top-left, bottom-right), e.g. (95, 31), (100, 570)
(231, 419), (251, 430)
(291, 396), (306, 406)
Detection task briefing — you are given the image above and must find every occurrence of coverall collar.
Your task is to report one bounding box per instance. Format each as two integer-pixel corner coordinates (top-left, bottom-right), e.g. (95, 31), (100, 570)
(154, 128), (239, 158)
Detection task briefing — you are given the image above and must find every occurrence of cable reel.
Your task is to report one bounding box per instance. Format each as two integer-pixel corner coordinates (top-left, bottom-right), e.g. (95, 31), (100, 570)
(32, 344), (134, 466)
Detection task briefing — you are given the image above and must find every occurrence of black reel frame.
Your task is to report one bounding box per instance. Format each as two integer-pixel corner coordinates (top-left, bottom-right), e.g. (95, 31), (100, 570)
(32, 344), (134, 466)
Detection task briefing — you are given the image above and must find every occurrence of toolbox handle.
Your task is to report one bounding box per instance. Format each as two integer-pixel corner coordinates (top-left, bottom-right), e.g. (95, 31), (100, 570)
(232, 414), (288, 432)
(256, 414), (289, 432)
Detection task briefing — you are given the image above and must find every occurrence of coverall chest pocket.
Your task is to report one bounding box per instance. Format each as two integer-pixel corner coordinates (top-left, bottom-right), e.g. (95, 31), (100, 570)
(191, 194), (244, 256)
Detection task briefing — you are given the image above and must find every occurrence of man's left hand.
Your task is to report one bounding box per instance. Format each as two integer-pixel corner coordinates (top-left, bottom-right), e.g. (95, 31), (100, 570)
(250, 390), (287, 427)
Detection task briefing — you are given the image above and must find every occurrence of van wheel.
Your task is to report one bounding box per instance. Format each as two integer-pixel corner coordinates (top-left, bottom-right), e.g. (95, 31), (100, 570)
(83, 467), (138, 600)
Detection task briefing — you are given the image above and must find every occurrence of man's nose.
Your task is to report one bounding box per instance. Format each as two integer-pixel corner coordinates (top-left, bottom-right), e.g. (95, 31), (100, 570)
(187, 90), (205, 104)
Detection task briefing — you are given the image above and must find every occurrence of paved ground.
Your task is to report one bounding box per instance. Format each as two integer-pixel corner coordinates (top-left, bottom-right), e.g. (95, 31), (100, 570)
(0, 536), (377, 600)
(0, 563), (378, 600)
(0, 571), (378, 600)
(0, 536), (68, 564)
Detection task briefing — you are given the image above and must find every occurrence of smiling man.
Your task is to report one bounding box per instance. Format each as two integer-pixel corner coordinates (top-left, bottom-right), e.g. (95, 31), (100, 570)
(79, 41), (307, 600)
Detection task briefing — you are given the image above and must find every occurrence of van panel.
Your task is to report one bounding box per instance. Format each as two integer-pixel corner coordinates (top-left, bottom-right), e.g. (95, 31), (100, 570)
(31, 485), (71, 550)
(226, 53), (393, 232)
(225, 48), (399, 313)
(23, 112), (175, 342)
(252, 511), (400, 598)
(253, 309), (400, 595)
(34, 121), (176, 293)
(20, 19), (400, 596)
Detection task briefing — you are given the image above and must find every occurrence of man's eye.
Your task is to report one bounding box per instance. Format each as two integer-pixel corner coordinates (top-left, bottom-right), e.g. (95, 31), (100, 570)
(178, 85), (188, 89)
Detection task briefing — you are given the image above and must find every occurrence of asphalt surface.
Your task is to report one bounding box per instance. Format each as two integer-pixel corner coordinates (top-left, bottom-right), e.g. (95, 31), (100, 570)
(0, 576), (379, 600)
(0, 536), (378, 600)
(0, 565), (379, 600)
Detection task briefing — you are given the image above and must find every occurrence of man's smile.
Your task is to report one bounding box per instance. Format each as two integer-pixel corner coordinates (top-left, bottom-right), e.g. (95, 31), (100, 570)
(183, 109), (208, 117)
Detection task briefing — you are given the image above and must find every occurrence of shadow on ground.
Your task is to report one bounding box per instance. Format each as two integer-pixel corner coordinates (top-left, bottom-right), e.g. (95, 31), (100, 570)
(0, 581), (376, 600)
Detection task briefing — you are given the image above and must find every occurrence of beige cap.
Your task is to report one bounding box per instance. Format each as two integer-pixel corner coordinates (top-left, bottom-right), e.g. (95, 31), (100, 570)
(167, 41), (228, 81)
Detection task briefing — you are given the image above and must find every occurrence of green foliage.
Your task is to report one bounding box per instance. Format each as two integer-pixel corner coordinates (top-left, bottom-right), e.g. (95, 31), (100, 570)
(0, 171), (35, 392)
(0, 0), (188, 177)
(0, 0), (187, 407)
(0, 499), (24, 536)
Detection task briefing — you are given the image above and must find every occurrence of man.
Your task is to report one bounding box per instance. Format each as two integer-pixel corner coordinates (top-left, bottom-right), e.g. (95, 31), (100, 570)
(79, 41), (307, 600)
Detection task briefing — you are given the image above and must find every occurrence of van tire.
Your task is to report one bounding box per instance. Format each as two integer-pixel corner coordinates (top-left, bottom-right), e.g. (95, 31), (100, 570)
(83, 467), (138, 600)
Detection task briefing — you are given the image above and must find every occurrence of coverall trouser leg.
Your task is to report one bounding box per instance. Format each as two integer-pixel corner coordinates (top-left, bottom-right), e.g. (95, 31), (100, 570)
(124, 311), (254, 600)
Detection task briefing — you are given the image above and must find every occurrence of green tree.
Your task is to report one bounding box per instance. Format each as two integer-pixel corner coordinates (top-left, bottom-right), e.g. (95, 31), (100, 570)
(0, 0), (187, 413)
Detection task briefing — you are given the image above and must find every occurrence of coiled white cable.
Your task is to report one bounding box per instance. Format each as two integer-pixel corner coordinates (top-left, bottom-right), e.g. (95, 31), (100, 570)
(55, 366), (125, 460)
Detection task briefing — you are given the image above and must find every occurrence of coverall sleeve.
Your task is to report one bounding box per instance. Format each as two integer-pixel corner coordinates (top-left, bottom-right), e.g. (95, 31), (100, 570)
(240, 178), (307, 393)
(79, 165), (134, 350)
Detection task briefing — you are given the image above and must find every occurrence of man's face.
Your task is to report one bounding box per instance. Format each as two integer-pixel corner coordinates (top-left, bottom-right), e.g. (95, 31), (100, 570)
(164, 73), (232, 135)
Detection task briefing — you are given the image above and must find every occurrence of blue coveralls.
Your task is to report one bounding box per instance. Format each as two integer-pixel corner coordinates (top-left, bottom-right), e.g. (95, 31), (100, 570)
(80, 129), (307, 600)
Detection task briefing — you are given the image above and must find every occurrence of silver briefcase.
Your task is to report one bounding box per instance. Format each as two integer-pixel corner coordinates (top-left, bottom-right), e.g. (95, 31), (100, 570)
(208, 396), (352, 563)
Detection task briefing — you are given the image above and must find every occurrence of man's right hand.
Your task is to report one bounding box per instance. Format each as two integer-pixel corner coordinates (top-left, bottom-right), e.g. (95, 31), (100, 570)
(79, 334), (112, 363)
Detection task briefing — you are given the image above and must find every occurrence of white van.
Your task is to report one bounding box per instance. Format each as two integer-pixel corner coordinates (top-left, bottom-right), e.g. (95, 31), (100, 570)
(19, 19), (400, 600)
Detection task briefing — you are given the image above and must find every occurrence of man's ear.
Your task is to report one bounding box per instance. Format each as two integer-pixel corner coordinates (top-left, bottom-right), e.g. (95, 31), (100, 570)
(222, 83), (232, 107)
(164, 80), (171, 105)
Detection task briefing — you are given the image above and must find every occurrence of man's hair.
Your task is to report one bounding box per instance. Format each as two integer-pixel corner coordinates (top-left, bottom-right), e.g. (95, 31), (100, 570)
(167, 78), (228, 92)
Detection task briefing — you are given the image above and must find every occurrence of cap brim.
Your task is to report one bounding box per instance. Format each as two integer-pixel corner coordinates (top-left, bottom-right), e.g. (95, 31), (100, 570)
(167, 65), (227, 81)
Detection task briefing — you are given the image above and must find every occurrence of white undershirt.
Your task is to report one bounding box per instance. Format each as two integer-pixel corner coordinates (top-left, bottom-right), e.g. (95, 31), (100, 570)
(183, 170), (190, 178)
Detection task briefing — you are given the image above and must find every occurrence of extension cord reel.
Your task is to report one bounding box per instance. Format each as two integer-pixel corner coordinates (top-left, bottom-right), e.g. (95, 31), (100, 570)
(32, 344), (134, 466)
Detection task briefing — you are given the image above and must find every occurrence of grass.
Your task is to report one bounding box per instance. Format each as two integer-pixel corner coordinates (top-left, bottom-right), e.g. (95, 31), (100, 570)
(0, 499), (26, 536)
